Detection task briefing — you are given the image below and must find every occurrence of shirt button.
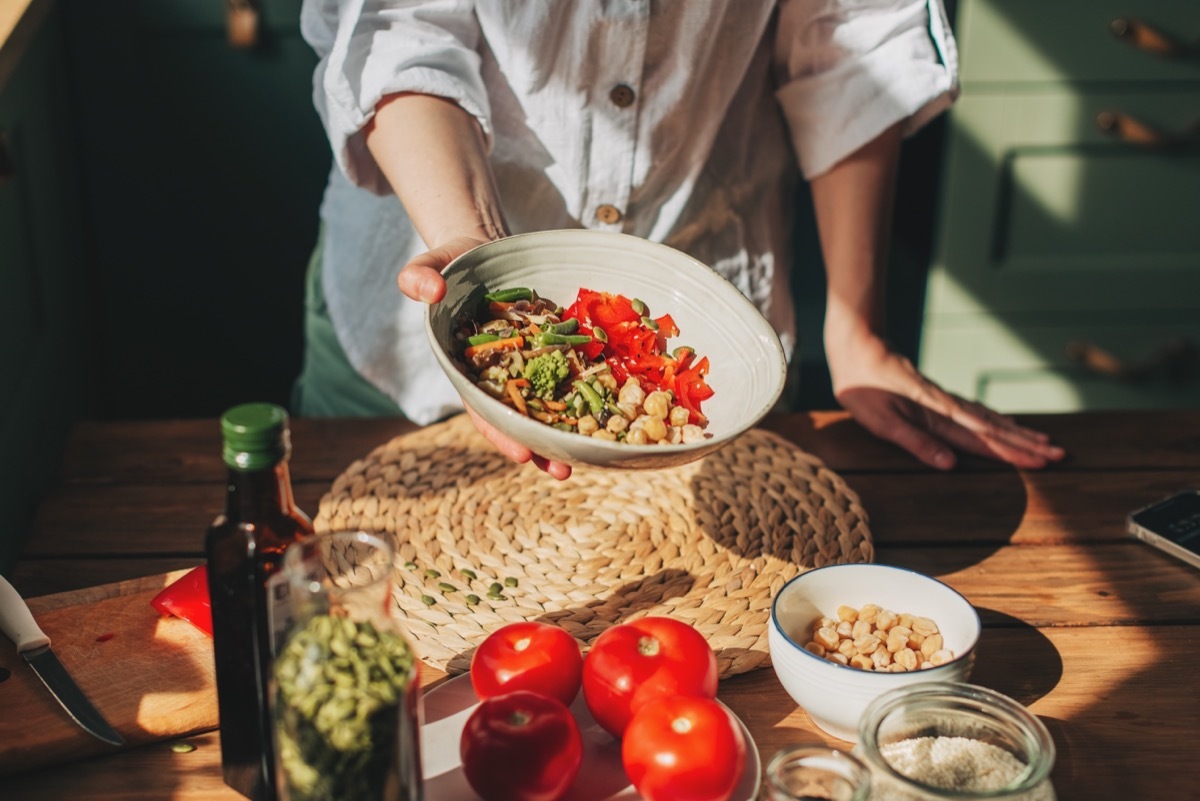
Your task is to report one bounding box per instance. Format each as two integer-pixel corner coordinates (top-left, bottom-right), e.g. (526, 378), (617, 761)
(595, 204), (623, 224)
(609, 84), (636, 108)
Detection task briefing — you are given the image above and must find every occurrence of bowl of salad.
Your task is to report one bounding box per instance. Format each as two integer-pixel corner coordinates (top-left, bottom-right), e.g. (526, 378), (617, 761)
(424, 230), (787, 470)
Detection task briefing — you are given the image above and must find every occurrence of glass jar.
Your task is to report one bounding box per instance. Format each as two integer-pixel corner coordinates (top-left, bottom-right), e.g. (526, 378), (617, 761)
(855, 682), (1055, 801)
(766, 745), (873, 801)
(271, 531), (423, 801)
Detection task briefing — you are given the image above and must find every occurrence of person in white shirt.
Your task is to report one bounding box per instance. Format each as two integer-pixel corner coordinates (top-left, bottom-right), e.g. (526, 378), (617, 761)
(295, 0), (1065, 479)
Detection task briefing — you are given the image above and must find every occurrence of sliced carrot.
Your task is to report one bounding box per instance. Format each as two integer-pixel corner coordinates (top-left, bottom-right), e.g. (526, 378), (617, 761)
(506, 380), (528, 415)
(508, 378), (530, 388)
(542, 399), (568, 412)
(464, 335), (523, 360)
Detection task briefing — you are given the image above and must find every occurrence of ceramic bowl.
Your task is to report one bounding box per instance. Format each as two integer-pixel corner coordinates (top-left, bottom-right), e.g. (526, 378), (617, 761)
(424, 229), (787, 470)
(769, 564), (981, 742)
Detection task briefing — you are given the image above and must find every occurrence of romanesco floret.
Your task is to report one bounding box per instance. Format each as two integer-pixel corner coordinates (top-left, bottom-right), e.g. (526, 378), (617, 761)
(522, 350), (571, 399)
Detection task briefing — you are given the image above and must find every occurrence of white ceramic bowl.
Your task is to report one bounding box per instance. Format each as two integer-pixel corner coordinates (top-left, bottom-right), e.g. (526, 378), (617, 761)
(424, 230), (787, 470)
(769, 564), (981, 742)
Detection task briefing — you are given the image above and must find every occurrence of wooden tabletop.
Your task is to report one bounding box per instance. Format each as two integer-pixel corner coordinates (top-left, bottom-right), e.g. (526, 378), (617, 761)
(5, 410), (1200, 800)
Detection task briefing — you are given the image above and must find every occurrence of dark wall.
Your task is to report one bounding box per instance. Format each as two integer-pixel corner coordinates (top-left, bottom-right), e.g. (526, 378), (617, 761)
(63, 0), (331, 420)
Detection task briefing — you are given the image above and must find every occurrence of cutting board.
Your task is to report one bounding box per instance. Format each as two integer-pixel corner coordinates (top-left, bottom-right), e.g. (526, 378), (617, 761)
(0, 571), (218, 776)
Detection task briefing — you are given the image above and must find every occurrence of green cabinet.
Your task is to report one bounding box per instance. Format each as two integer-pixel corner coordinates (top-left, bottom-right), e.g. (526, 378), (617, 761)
(919, 0), (1200, 411)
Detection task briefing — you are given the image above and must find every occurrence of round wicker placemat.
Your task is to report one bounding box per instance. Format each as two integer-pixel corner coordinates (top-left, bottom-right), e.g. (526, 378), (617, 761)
(314, 413), (873, 678)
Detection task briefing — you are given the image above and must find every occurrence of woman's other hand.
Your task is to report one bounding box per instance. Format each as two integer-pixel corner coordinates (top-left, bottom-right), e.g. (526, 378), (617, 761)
(827, 333), (1065, 470)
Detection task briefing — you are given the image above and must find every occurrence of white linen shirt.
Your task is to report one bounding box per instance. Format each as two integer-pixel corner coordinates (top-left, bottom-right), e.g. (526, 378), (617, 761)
(300, 0), (958, 424)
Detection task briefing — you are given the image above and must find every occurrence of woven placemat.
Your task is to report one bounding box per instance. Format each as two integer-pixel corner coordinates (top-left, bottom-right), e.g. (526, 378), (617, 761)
(314, 413), (873, 678)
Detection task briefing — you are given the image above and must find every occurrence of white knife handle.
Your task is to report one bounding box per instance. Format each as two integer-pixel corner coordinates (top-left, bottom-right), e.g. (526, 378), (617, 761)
(0, 574), (51, 652)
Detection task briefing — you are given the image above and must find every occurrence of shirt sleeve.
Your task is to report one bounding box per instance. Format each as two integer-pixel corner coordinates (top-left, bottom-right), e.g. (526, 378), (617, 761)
(774, 0), (959, 180)
(301, 0), (493, 194)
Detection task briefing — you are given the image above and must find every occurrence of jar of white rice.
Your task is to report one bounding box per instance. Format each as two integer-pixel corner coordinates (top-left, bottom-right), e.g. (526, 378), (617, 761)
(854, 682), (1056, 801)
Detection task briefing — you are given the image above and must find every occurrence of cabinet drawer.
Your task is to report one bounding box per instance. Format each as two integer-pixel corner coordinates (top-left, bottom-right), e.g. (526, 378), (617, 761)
(926, 90), (1200, 317)
(919, 316), (1200, 412)
(959, 0), (1200, 85)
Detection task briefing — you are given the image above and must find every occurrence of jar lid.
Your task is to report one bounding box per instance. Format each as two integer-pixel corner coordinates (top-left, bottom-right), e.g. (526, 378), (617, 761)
(220, 402), (290, 470)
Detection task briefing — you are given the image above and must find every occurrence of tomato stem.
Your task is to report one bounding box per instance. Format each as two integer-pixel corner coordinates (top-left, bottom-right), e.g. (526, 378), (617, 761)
(637, 636), (660, 657)
(672, 716), (693, 734)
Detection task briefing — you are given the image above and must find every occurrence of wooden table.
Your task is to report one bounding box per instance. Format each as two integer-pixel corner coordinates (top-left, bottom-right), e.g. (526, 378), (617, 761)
(5, 411), (1200, 800)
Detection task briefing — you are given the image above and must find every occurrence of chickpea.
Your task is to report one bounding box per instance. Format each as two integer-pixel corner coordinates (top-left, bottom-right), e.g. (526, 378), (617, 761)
(680, 424), (705, 444)
(617, 377), (645, 407)
(641, 415), (668, 443)
(666, 426), (683, 445)
(576, 415), (599, 436)
(606, 414), (629, 434)
(806, 604), (952, 673)
(643, 391), (672, 420)
(625, 428), (649, 445)
(669, 405), (690, 427)
(591, 429), (617, 441)
(594, 372), (618, 392)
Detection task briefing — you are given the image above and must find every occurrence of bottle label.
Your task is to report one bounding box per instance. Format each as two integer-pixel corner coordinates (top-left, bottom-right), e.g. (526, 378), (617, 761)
(265, 570), (293, 654)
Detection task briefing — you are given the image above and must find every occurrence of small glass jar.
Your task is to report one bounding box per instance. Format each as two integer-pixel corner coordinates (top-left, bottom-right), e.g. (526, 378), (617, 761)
(855, 681), (1055, 801)
(271, 531), (423, 801)
(766, 745), (873, 801)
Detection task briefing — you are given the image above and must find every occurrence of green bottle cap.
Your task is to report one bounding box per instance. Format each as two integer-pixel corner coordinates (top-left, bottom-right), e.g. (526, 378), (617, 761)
(220, 403), (291, 471)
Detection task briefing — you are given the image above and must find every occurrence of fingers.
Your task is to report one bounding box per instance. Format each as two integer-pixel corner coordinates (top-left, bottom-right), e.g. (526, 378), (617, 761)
(936, 394), (1066, 465)
(397, 261), (446, 303)
(397, 236), (490, 303)
(463, 405), (572, 480)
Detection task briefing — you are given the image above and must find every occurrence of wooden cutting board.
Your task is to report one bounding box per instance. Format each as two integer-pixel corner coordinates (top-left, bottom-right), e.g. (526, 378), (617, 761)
(0, 571), (218, 776)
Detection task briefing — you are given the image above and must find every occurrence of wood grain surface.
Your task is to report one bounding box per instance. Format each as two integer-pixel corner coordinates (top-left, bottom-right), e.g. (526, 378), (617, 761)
(4, 411), (1199, 801)
(0, 571), (216, 776)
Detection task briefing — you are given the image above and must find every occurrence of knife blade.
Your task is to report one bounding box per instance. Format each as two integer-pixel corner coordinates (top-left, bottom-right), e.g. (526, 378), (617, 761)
(0, 575), (124, 746)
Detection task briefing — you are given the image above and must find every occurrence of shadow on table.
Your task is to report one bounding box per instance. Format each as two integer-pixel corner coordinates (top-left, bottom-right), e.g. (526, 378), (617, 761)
(969, 608), (1064, 708)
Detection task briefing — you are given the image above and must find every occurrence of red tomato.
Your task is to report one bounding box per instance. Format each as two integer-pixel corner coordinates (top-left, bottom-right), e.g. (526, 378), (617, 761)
(621, 695), (747, 801)
(460, 690), (583, 801)
(470, 621), (584, 706)
(581, 616), (719, 738)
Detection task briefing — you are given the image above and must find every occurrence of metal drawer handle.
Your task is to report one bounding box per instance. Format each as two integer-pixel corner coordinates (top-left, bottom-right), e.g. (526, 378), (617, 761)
(0, 130), (14, 189)
(1109, 17), (1199, 59)
(1066, 337), (1197, 383)
(1095, 110), (1200, 150)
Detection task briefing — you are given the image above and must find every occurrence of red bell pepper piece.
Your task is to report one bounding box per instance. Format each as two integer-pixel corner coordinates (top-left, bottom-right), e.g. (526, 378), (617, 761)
(150, 565), (213, 637)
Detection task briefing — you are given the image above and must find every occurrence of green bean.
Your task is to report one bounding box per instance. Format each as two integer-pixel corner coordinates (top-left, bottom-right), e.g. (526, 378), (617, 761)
(483, 287), (534, 303)
(545, 318), (579, 335)
(467, 333), (502, 346)
(533, 332), (593, 347)
(574, 380), (605, 415)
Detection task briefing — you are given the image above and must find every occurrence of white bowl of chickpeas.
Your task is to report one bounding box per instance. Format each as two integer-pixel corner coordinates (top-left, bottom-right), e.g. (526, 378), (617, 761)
(769, 563), (981, 742)
(425, 229), (788, 470)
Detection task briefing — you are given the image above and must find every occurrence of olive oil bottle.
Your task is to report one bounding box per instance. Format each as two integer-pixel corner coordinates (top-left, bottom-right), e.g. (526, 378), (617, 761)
(206, 403), (315, 801)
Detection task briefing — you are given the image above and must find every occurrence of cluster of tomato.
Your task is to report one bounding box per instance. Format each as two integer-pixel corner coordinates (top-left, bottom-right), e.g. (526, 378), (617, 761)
(460, 617), (747, 801)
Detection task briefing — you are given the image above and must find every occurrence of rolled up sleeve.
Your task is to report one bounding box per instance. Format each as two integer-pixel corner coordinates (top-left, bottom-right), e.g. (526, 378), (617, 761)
(301, 0), (492, 194)
(774, 0), (958, 179)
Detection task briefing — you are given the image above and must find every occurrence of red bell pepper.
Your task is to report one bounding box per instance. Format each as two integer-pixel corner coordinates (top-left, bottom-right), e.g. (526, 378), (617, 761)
(564, 289), (714, 423)
(150, 565), (213, 637)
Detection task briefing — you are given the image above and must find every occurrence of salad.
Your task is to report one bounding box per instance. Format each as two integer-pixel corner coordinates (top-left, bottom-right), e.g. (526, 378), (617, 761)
(452, 287), (714, 445)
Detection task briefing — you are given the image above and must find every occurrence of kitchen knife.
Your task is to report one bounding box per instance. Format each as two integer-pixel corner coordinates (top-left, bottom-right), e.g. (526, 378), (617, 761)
(0, 575), (124, 746)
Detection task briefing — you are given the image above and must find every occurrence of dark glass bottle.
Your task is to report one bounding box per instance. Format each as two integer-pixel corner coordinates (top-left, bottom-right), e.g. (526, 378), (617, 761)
(206, 403), (315, 801)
